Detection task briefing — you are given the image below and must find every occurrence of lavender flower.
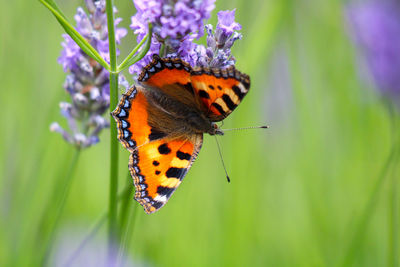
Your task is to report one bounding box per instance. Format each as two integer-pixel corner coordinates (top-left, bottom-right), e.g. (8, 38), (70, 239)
(186, 9), (243, 68)
(129, 0), (216, 75)
(347, 1), (400, 99)
(51, 0), (128, 149)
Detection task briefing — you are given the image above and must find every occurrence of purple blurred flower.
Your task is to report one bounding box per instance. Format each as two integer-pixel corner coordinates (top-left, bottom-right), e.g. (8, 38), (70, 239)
(129, 0), (216, 75)
(347, 1), (400, 98)
(52, 0), (128, 149)
(51, 227), (147, 267)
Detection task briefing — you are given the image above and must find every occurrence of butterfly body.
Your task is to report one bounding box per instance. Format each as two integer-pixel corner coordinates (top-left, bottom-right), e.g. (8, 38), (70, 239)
(112, 55), (250, 213)
(141, 85), (221, 137)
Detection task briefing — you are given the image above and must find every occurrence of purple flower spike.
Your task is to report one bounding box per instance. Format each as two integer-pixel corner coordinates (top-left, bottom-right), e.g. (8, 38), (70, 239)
(51, 0), (128, 149)
(128, 3), (243, 76)
(181, 9), (242, 68)
(129, 0), (216, 76)
(347, 1), (400, 99)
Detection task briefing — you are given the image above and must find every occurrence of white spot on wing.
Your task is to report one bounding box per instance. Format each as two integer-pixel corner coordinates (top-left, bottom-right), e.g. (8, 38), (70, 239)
(154, 195), (168, 203)
(238, 83), (247, 93)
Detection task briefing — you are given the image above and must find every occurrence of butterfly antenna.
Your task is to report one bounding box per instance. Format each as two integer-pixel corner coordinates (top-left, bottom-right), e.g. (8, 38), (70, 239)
(214, 136), (230, 183)
(222, 125), (270, 132)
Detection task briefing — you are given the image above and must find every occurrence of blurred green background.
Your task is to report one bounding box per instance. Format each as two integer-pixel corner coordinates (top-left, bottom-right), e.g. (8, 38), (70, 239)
(1, 0), (399, 266)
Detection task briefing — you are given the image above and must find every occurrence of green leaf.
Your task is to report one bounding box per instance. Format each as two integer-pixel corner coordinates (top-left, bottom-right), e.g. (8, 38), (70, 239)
(41, 0), (66, 19)
(38, 0), (110, 71)
(117, 23), (153, 72)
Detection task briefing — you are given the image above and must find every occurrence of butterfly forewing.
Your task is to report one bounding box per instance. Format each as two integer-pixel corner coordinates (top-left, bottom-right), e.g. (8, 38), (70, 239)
(190, 67), (250, 121)
(139, 55), (250, 122)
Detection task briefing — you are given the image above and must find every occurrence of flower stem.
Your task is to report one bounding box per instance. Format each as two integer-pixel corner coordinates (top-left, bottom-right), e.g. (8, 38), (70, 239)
(106, 0), (117, 71)
(109, 72), (119, 236)
(106, 0), (119, 261)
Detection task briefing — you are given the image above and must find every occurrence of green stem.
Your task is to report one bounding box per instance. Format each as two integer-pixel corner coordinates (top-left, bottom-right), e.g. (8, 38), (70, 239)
(118, 32), (148, 71)
(117, 23), (153, 72)
(106, 0), (119, 261)
(106, 0), (117, 71)
(159, 43), (166, 57)
(109, 72), (119, 236)
(39, 149), (81, 266)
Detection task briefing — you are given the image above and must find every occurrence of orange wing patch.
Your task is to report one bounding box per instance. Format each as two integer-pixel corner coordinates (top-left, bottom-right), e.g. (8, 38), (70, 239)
(138, 55), (191, 87)
(130, 135), (203, 214)
(112, 86), (152, 152)
(190, 66), (250, 121)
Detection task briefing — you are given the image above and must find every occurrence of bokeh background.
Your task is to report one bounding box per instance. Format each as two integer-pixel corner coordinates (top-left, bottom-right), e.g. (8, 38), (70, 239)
(1, 0), (399, 266)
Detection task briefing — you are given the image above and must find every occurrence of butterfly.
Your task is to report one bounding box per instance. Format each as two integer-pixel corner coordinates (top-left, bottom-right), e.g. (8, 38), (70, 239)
(112, 55), (250, 214)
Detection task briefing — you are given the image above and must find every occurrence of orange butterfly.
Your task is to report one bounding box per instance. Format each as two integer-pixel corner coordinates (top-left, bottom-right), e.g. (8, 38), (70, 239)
(112, 55), (250, 213)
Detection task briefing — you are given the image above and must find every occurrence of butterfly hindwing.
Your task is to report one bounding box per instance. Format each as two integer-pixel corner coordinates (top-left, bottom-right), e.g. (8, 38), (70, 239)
(130, 135), (203, 214)
(113, 85), (203, 213)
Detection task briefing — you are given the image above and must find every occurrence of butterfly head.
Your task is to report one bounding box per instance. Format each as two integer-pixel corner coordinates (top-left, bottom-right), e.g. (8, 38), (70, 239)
(209, 123), (224, 136)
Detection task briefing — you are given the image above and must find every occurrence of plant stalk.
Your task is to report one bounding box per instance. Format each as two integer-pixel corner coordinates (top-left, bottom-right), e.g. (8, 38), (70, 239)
(106, 0), (119, 261)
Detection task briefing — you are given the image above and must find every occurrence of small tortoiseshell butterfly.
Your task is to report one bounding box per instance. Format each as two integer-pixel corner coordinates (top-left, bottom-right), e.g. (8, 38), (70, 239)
(112, 55), (250, 214)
